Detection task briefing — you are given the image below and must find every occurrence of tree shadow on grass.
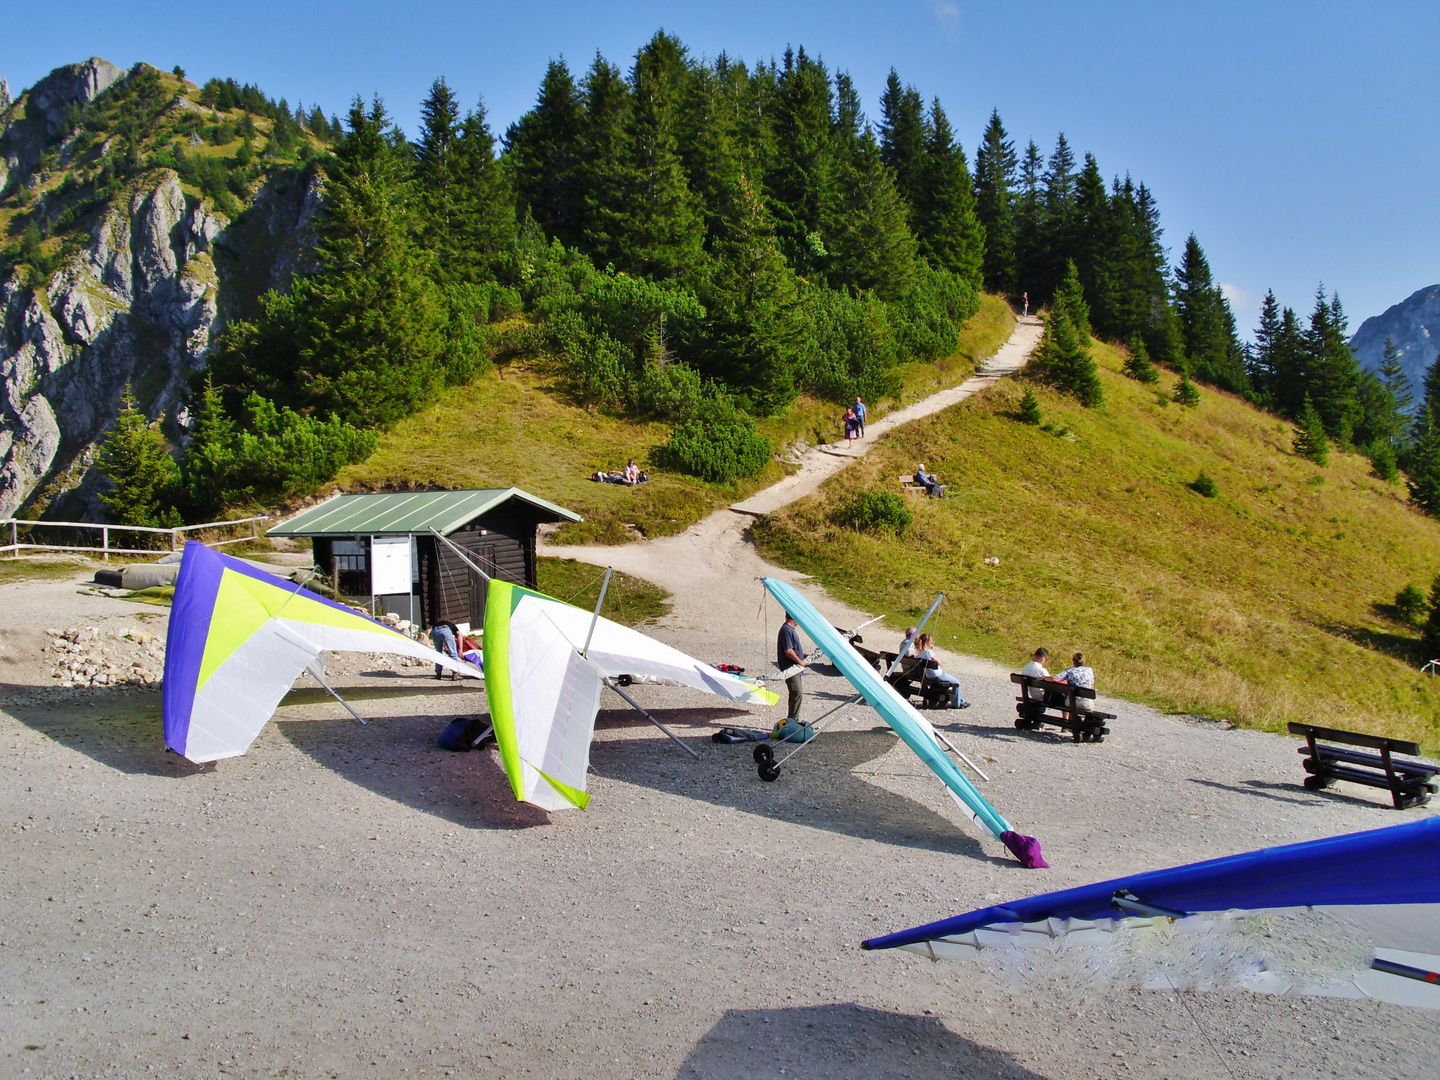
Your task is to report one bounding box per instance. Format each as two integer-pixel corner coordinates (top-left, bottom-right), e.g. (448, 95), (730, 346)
(590, 708), (995, 861)
(678, 1003), (1052, 1080)
(1318, 619), (1424, 667)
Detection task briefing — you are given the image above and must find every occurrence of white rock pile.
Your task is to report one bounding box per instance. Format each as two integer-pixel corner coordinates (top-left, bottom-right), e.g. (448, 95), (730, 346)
(46, 625), (165, 689)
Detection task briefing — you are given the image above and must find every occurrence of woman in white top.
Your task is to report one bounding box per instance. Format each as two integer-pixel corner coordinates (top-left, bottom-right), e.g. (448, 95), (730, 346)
(915, 634), (969, 709)
(1056, 651), (1095, 712)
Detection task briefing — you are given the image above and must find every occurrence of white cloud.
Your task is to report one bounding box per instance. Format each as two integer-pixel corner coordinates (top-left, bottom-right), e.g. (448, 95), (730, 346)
(1220, 282), (1261, 313)
(932, 1), (961, 41)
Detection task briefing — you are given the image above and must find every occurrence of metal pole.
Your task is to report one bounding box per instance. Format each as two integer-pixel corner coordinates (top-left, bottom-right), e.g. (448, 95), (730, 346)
(884, 592), (945, 678)
(102, 526), (109, 561)
(603, 677), (700, 760)
(581, 567), (613, 658)
(772, 692), (864, 768)
(311, 669), (367, 726)
(429, 528), (492, 580)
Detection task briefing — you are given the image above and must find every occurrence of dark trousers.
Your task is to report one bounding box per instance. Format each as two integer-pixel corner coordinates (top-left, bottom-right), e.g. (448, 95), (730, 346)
(785, 673), (805, 721)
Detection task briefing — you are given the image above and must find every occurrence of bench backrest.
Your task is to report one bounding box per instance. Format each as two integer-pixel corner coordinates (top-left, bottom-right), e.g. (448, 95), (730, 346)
(1287, 722), (1421, 756)
(1009, 672), (1097, 699)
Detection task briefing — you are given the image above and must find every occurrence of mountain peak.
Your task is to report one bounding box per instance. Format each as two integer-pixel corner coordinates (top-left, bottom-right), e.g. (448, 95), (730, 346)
(1349, 284), (1440, 395)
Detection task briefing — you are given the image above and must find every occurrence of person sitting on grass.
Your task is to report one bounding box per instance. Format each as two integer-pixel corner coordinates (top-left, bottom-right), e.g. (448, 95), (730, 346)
(623, 459), (640, 485)
(915, 633), (970, 709)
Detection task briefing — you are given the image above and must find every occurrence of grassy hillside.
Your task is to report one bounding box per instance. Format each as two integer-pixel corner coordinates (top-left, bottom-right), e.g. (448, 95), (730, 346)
(337, 295), (1015, 544)
(755, 342), (1440, 748)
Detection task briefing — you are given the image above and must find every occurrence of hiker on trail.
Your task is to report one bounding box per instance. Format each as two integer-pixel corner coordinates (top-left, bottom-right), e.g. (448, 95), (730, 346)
(1057, 652), (1095, 712)
(776, 613), (809, 722)
(843, 407), (859, 446)
(430, 620), (460, 680)
(915, 463), (943, 498)
(1023, 291), (1029, 317)
(854, 396), (867, 437)
(915, 633), (969, 709)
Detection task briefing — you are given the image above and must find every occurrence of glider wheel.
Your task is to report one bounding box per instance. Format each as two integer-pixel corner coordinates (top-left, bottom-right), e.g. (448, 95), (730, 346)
(753, 744), (775, 766)
(757, 762), (781, 782)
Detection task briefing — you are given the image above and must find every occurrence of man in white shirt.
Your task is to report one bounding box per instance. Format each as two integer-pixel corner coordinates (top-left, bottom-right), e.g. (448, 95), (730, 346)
(1020, 647), (1051, 701)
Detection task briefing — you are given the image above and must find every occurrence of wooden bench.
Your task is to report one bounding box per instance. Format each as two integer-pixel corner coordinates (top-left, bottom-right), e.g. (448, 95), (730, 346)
(1288, 722), (1438, 809)
(851, 642), (956, 710)
(897, 474), (945, 498)
(1010, 673), (1116, 743)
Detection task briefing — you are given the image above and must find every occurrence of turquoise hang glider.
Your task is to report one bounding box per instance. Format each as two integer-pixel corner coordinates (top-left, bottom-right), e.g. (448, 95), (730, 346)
(761, 578), (1046, 868)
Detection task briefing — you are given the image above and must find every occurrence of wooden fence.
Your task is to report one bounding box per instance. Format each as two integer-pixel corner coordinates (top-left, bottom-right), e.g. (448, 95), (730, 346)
(0, 515), (269, 560)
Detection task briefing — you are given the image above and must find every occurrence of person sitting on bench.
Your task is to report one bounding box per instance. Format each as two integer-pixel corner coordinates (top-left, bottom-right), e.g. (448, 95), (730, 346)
(915, 463), (943, 498)
(898, 626), (919, 658)
(915, 633), (970, 709)
(1021, 646), (1067, 706)
(1056, 652), (1095, 717)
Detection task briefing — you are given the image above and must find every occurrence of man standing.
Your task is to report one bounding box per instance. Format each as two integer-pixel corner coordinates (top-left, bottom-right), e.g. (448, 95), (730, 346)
(853, 396), (867, 437)
(776, 612), (809, 722)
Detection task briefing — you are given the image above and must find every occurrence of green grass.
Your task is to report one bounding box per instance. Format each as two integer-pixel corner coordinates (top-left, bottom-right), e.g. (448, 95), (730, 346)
(0, 557), (94, 581)
(754, 342), (1440, 749)
(337, 294), (1017, 545)
(536, 557), (671, 626)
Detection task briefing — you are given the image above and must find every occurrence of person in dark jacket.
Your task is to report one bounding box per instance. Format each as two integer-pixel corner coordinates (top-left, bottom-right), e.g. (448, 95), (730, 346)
(776, 613), (809, 722)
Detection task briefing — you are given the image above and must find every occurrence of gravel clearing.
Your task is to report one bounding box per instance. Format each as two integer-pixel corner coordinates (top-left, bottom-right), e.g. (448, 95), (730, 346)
(3, 319), (1437, 1077)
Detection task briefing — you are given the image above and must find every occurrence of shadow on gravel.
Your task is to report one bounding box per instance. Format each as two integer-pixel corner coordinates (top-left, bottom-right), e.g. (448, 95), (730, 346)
(1187, 775), (1402, 811)
(277, 711), (551, 831)
(591, 720), (991, 860)
(0, 682), (192, 777)
(678, 1003), (1052, 1080)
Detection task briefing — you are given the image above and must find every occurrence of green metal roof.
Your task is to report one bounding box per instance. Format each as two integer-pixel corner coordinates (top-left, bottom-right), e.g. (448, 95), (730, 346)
(267, 488), (581, 538)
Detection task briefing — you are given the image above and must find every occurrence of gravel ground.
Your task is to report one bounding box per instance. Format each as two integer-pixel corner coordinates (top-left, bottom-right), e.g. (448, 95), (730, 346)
(1, 567), (1437, 1080)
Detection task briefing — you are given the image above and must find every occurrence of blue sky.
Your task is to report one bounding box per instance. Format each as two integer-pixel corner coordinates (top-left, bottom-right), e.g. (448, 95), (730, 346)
(5, 1), (1437, 332)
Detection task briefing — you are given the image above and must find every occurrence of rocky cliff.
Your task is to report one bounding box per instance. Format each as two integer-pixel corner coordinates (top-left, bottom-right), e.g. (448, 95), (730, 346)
(1349, 284), (1440, 402)
(0, 61), (322, 519)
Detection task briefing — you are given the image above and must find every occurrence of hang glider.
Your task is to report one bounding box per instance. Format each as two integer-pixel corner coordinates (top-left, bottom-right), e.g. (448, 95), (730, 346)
(862, 818), (1440, 1009)
(163, 541), (478, 762)
(761, 578), (1045, 868)
(483, 579), (779, 812)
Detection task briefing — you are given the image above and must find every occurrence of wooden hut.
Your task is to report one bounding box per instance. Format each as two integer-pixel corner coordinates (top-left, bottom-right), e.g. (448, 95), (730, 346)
(267, 489), (581, 633)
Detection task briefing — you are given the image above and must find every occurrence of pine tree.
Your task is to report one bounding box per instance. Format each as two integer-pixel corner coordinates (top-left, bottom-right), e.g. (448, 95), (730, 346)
(96, 385), (182, 529)
(1293, 395), (1330, 465)
(914, 100), (984, 287)
(1380, 336), (1415, 426)
(1011, 139), (1045, 306)
(1070, 154), (1114, 332)
(1174, 234), (1248, 394)
(827, 129), (918, 300)
(1174, 372), (1200, 408)
(1053, 259), (1091, 343)
(1033, 307), (1102, 407)
(765, 47), (837, 278)
(1424, 575), (1440, 660)
(877, 70), (926, 210)
(973, 110), (1016, 295)
(1033, 133), (1077, 298)
(1017, 385), (1042, 425)
(1407, 407), (1440, 517)
(1124, 334), (1158, 383)
(504, 60), (585, 247)
(1303, 288), (1362, 444)
(181, 375), (237, 517)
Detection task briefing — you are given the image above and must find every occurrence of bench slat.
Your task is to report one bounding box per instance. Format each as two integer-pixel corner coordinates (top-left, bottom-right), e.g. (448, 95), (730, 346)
(1010, 673), (1097, 699)
(1307, 762), (1435, 792)
(1299, 744), (1440, 777)
(1288, 721), (1421, 756)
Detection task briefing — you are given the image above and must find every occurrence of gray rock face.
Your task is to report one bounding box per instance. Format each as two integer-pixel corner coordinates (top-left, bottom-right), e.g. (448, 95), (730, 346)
(1349, 285), (1440, 403)
(0, 166), (322, 519)
(26, 58), (121, 137)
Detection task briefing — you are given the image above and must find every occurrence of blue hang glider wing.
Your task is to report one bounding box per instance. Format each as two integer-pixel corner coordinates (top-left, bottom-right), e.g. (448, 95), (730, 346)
(762, 578), (1045, 868)
(863, 818), (1440, 1009)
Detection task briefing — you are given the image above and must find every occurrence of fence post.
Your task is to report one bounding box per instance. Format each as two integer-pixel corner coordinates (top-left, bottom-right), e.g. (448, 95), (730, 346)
(171, 528), (178, 552)
(9, 520), (15, 557)
(102, 526), (109, 562)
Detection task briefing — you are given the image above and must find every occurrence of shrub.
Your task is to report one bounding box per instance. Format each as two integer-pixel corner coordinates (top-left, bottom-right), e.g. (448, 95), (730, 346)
(1017, 386), (1043, 425)
(1189, 471), (1219, 498)
(1174, 374), (1201, 408)
(1367, 440), (1398, 482)
(1124, 335), (1159, 384)
(833, 491), (913, 535)
(662, 398), (770, 483)
(1395, 584), (1428, 626)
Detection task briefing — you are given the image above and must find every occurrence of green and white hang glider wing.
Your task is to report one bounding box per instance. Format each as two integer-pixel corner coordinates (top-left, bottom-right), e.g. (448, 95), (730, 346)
(483, 580), (779, 812)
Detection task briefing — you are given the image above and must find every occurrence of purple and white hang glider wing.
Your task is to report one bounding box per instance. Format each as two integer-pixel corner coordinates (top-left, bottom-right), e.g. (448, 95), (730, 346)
(862, 818), (1440, 1008)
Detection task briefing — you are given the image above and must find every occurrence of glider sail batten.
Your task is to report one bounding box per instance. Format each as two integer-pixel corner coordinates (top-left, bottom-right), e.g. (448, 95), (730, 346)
(760, 578), (1012, 841)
